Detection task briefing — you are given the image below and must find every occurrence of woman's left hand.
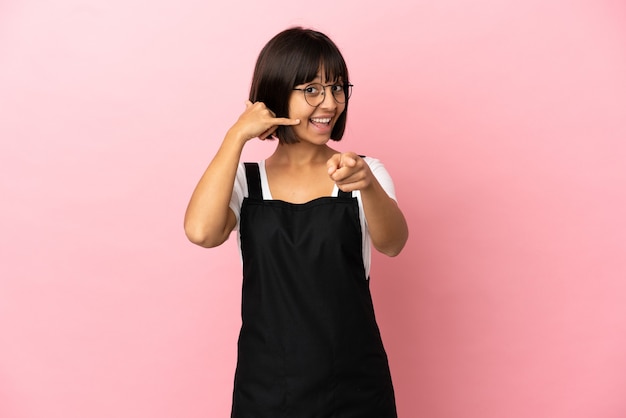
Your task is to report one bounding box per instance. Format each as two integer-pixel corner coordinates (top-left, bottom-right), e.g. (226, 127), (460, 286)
(327, 152), (408, 257)
(326, 152), (372, 192)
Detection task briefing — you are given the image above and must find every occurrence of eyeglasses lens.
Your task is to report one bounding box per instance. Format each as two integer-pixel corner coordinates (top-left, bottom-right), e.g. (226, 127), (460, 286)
(303, 84), (351, 106)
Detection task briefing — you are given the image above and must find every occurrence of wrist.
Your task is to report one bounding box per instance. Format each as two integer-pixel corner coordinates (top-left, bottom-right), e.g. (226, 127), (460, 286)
(225, 126), (250, 147)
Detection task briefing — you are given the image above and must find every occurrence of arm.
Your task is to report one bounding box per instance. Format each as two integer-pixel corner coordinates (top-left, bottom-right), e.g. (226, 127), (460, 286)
(327, 153), (408, 257)
(184, 101), (300, 248)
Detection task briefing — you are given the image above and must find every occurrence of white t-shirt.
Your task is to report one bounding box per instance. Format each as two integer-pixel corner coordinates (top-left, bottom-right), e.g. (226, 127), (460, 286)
(228, 156), (397, 278)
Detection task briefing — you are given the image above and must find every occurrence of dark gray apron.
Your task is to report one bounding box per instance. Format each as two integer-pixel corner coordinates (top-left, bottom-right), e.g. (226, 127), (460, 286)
(231, 162), (397, 418)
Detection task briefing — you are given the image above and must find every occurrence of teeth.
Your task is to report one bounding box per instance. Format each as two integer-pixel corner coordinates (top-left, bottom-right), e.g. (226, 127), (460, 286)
(311, 118), (331, 124)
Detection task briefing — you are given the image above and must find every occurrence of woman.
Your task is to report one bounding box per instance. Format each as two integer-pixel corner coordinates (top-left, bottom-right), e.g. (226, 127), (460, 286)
(185, 27), (408, 418)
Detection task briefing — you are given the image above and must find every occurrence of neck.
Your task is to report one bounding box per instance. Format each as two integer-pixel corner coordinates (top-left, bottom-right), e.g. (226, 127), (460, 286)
(269, 142), (336, 166)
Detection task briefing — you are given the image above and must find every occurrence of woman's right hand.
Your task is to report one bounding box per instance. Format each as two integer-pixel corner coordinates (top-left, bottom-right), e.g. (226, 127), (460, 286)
(229, 100), (300, 142)
(184, 101), (299, 248)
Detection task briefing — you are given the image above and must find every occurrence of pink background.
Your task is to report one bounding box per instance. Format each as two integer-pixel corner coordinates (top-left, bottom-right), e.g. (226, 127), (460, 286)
(1, 1), (626, 417)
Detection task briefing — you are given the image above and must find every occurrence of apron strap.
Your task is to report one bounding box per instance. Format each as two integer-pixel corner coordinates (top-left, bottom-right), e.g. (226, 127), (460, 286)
(244, 162), (263, 200)
(337, 189), (353, 199)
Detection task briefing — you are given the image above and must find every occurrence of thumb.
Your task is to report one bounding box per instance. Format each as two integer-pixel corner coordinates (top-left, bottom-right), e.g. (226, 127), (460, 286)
(339, 153), (357, 168)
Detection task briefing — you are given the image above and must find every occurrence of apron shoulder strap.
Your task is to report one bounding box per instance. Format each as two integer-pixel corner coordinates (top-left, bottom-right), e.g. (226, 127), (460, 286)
(244, 162), (263, 200)
(337, 189), (353, 199)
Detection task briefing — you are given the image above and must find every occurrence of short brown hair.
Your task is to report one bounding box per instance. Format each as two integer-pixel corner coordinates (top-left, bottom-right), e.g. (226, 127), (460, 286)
(249, 27), (350, 144)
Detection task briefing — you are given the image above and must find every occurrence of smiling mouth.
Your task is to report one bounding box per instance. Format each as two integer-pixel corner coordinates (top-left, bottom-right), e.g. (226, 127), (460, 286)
(310, 117), (331, 124)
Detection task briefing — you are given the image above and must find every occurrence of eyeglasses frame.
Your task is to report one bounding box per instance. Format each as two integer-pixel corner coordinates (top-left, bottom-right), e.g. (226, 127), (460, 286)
(292, 82), (354, 106)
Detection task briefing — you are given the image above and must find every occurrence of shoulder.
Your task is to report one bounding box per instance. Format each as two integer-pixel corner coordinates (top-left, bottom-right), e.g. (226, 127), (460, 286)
(362, 155), (383, 168)
(362, 155), (390, 178)
(361, 155), (397, 201)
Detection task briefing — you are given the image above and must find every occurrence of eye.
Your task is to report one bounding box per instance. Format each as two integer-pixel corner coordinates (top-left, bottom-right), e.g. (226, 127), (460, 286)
(304, 85), (320, 95)
(331, 84), (344, 93)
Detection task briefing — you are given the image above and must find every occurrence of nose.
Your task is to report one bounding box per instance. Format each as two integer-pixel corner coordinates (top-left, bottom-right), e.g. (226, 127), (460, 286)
(319, 86), (337, 108)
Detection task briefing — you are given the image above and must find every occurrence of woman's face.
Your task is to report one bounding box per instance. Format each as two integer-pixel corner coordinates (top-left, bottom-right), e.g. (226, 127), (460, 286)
(288, 68), (346, 145)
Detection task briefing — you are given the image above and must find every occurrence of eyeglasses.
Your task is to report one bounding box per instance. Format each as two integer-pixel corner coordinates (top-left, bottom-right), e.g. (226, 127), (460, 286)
(293, 83), (353, 107)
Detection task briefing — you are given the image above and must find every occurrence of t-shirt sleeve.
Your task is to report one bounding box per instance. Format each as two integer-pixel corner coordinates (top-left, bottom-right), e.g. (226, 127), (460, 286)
(228, 163), (247, 230)
(364, 156), (397, 201)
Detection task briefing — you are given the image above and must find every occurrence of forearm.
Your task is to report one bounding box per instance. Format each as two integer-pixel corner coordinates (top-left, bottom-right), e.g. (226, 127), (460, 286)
(184, 130), (246, 247)
(360, 180), (409, 257)
(184, 101), (300, 247)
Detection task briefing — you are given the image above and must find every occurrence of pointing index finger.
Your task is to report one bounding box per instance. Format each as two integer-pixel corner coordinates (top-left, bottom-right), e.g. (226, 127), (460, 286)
(327, 153), (341, 174)
(339, 153), (357, 168)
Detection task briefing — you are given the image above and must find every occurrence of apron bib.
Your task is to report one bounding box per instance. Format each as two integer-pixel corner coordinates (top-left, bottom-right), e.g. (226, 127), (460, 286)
(231, 162), (397, 418)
